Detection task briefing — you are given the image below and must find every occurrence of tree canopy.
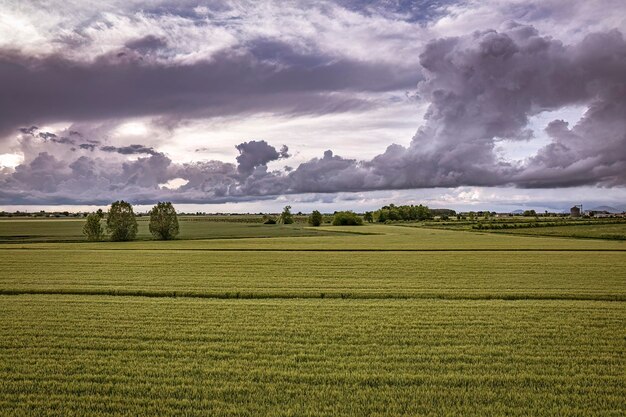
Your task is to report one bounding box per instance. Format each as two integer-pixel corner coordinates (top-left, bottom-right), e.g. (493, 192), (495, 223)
(149, 202), (180, 240)
(375, 204), (432, 222)
(83, 211), (105, 241)
(279, 205), (294, 224)
(106, 200), (138, 241)
(332, 211), (363, 226)
(308, 210), (323, 226)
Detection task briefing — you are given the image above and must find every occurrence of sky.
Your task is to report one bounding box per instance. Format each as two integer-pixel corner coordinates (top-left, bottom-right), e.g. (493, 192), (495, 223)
(0, 0), (625, 213)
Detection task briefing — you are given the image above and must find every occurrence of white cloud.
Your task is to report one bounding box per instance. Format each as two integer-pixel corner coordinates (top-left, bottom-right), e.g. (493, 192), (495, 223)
(0, 152), (23, 168)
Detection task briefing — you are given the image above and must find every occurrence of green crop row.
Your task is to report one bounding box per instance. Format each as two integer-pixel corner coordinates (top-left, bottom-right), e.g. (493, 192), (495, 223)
(1, 250), (624, 300)
(1, 295), (624, 417)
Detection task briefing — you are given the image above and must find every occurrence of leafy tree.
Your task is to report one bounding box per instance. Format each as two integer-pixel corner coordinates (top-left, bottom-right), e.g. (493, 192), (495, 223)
(523, 209), (537, 217)
(375, 204), (432, 222)
(106, 200), (138, 241)
(149, 202), (180, 240)
(279, 205), (294, 224)
(332, 211), (363, 226)
(82, 211), (105, 241)
(363, 211), (374, 223)
(308, 210), (323, 226)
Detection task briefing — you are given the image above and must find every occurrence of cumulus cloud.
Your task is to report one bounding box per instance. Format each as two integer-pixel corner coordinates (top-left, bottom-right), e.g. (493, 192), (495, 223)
(235, 140), (289, 176)
(356, 23), (626, 189)
(1, 9), (625, 205)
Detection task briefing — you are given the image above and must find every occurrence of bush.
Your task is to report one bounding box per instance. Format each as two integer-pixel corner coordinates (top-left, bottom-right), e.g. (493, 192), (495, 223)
(106, 200), (138, 241)
(308, 210), (322, 227)
(149, 202), (179, 240)
(332, 211), (363, 226)
(83, 212), (105, 241)
(264, 218), (277, 224)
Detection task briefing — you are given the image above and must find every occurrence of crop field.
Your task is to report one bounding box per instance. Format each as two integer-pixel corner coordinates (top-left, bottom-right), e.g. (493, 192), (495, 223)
(486, 223), (626, 240)
(0, 218), (342, 243)
(0, 221), (624, 416)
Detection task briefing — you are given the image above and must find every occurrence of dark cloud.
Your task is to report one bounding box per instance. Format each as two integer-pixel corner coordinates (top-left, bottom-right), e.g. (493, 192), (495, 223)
(0, 40), (419, 137)
(124, 35), (168, 52)
(335, 0), (457, 22)
(235, 140), (289, 176)
(18, 126), (76, 145)
(100, 144), (159, 156)
(1, 24), (625, 205)
(79, 143), (96, 151)
(19, 126), (38, 135)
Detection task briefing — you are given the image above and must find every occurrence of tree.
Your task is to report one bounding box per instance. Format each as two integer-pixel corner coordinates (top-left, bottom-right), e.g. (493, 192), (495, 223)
(149, 202), (179, 240)
(332, 211), (363, 226)
(83, 211), (105, 241)
(279, 205), (294, 224)
(523, 209), (537, 217)
(363, 211), (374, 223)
(308, 210), (322, 226)
(106, 200), (138, 241)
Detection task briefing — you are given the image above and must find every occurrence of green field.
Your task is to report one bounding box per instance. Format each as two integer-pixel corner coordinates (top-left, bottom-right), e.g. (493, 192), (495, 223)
(0, 220), (624, 416)
(487, 223), (626, 240)
(0, 217), (343, 243)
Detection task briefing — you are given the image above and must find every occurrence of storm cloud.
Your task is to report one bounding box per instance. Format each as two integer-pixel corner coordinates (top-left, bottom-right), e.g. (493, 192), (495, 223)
(0, 41), (418, 137)
(0, 1), (625, 206)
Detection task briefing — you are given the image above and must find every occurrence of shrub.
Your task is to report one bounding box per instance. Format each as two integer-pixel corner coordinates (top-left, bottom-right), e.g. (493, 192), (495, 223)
(332, 211), (363, 226)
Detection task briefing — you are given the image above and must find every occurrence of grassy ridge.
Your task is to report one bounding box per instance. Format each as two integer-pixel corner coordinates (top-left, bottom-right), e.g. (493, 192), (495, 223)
(1, 295), (624, 416)
(1, 250), (624, 300)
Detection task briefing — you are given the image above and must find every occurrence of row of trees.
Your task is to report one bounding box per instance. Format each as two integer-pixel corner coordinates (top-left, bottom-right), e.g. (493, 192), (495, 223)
(83, 202), (437, 240)
(373, 204), (433, 222)
(307, 210), (362, 226)
(83, 201), (179, 242)
(306, 204), (437, 227)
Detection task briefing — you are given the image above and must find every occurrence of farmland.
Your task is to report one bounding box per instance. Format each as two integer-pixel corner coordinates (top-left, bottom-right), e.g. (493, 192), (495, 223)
(0, 220), (624, 416)
(486, 223), (626, 240)
(0, 217), (340, 243)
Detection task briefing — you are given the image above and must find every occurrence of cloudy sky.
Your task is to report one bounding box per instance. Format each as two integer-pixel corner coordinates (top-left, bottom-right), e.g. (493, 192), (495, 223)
(1, 0), (625, 213)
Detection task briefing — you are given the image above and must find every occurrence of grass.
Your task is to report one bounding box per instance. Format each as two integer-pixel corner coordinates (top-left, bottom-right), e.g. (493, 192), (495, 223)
(412, 218), (626, 240)
(0, 217), (343, 243)
(1, 249), (624, 300)
(0, 295), (623, 416)
(487, 223), (626, 240)
(0, 222), (624, 415)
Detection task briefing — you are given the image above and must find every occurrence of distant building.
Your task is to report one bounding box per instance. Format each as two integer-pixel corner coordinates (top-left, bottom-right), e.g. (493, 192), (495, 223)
(570, 206), (581, 218)
(589, 211), (611, 218)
